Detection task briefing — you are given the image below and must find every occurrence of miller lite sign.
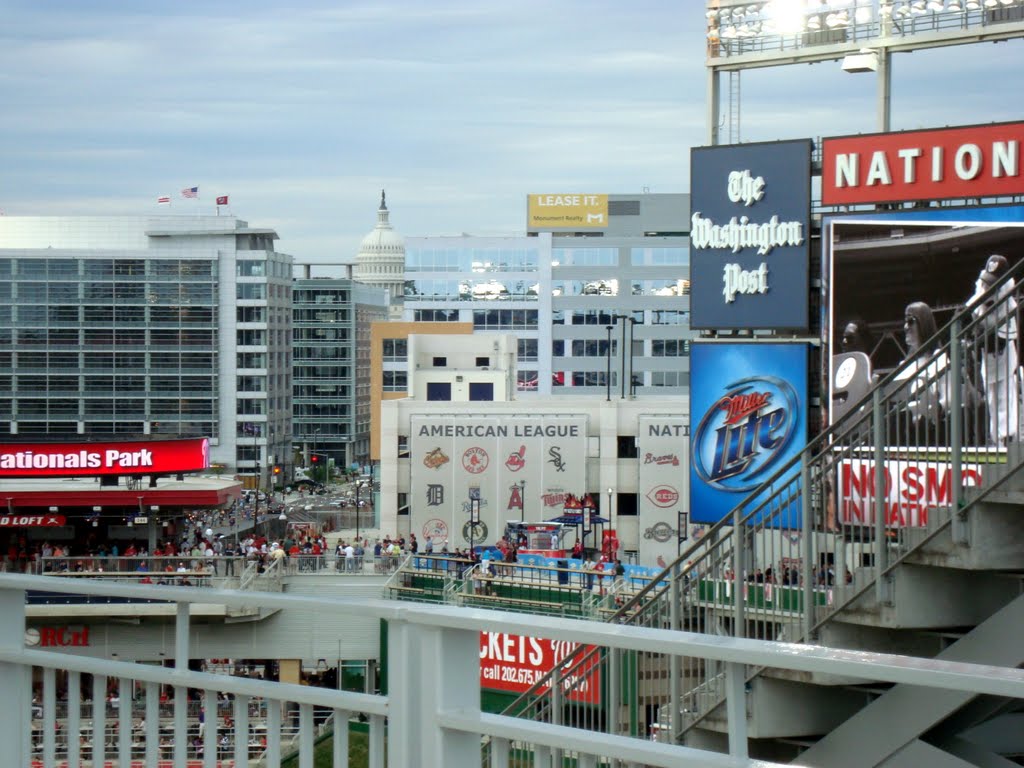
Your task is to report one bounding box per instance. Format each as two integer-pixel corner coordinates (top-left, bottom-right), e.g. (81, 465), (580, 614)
(690, 343), (808, 526)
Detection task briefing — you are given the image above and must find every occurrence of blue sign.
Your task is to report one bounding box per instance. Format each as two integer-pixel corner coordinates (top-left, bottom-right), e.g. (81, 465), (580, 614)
(689, 140), (812, 330)
(689, 343), (808, 526)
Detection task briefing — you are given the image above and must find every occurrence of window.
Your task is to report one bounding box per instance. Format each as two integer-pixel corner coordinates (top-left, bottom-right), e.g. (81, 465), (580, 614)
(469, 382), (494, 401)
(553, 247), (617, 266)
(382, 339), (407, 361)
(472, 310), (538, 330)
(426, 382), (451, 401)
(630, 247), (689, 266)
(570, 310), (616, 326)
(651, 311), (690, 325)
(383, 371), (407, 392)
(570, 340), (616, 357)
(432, 357), (447, 367)
(617, 436), (638, 459)
(414, 310), (459, 322)
(237, 283), (267, 300)
(475, 356), (490, 367)
(652, 340), (690, 357)
(517, 371), (539, 391)
(651, 371), (687, 387)
(518, 339), (538, 362)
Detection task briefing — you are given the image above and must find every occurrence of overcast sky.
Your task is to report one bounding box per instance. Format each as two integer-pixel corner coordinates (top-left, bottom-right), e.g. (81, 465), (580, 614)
(2, 1), (1022, 265)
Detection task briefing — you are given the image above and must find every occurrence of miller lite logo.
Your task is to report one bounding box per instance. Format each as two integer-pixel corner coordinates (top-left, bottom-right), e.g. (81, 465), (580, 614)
(693, 375), (798, 492)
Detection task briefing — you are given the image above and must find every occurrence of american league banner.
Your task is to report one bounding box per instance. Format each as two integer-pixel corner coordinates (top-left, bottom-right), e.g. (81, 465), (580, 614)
(410, 415), (588, 548)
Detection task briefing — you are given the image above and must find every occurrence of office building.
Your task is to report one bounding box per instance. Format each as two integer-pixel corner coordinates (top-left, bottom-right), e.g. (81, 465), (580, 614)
(0, 215), (293, 481)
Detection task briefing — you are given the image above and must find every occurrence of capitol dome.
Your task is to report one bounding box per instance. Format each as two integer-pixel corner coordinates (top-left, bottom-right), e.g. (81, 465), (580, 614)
(354, 190), (405, 306)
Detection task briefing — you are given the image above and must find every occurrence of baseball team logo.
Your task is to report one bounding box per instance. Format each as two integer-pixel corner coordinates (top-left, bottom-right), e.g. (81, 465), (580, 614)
(423, 447), (450, 470)
(462, 447), (489, 474)
(505, 445), (526, 471)
(646, 485), (679, 508)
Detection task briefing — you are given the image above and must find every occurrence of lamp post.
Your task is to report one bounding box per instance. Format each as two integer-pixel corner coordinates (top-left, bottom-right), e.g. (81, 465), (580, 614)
(606, 487), (614, 536)
(605, 324), (613, 401)
(518, 480), (526, 522)
(355, 481), (363, 543)
(470, 498), (481, 555)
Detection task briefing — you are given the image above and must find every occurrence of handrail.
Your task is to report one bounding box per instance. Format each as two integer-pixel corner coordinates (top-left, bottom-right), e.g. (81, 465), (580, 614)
(488, 254), (1024, 751)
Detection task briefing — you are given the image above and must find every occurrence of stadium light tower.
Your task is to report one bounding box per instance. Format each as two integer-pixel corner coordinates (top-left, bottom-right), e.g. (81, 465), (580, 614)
(705, 0), (1024, 144)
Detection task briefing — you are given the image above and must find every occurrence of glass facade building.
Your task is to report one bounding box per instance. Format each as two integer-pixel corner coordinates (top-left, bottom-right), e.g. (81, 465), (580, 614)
(292, 277), (389, 469)
(0, 216), (293, 479)
(402, 193), (694, 396)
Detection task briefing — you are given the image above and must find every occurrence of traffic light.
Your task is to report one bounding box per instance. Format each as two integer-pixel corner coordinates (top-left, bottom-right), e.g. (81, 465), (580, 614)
(273, 465), (281, 476)
(311, 455), (319, 464)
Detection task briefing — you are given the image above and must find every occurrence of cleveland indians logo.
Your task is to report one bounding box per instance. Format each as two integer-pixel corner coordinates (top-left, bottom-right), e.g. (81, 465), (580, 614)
(693, 375), (797, 492)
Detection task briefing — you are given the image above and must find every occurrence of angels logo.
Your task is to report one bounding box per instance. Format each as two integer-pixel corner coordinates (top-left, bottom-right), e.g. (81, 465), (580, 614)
(693, 375), (798, 492)
(505, 445), (526, 472)
(462, 447), (489, 474)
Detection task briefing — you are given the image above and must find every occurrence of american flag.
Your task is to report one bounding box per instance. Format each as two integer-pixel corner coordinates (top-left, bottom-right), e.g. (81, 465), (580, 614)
(181, 186), (199, 199)
(156, 195), (170, 205)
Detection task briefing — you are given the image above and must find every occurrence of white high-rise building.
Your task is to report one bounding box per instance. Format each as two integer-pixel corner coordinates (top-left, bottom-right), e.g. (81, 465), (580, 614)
(0, 215), (293, 480)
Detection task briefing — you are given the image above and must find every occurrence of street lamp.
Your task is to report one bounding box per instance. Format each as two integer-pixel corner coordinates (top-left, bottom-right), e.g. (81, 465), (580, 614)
(605, 324), (614, 401)
(469, 498), (481, 555)
(518, 479), (526, 522)
(355, 480), (369, 543)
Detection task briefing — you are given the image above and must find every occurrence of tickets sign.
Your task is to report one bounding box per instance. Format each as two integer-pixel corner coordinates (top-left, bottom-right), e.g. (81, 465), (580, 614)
(479, 631), (601, 705)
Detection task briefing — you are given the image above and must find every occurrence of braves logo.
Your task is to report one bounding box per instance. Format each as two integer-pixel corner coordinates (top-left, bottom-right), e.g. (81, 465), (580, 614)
(693, 375), (798, 492)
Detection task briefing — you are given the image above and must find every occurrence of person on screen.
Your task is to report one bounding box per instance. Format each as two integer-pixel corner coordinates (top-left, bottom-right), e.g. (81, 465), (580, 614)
(894, 301), (950, 445)
(967, 254), (1020, 445)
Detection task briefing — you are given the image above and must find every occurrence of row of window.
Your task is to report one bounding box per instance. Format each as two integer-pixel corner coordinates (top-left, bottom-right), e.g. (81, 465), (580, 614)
(2, 375), (214, 392)
(3, 329), (216, 347)
(2, 399), (216, 416)
(404, 279), (538, 301)
(0, 306), (215, 325)
(7, 421), (214, 437)
(406, 248), (540, 273)
(0, 282), (216, 304)
(10, 352), (216, 369)
(0, 259), (214, 278)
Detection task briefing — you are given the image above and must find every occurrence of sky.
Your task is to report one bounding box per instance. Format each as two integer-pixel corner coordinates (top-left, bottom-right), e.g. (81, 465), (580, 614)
(2, 1), (1023, 267)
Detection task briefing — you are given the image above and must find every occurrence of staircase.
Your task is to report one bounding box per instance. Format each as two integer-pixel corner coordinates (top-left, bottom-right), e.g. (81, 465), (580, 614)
(488, 260), (1024, 765)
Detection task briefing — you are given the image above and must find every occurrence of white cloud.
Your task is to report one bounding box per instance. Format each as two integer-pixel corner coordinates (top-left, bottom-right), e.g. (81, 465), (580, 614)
(0, 1), (1021, 260)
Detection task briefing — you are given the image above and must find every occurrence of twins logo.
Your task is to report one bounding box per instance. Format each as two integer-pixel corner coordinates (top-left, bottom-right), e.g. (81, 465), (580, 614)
(693, 375), (798, 492)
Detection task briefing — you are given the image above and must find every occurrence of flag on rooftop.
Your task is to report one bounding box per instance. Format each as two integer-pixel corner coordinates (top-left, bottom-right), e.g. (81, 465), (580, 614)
(157, 196), (170, 205)
(181, 186), (199, 199)
(216, 195), (229, 206)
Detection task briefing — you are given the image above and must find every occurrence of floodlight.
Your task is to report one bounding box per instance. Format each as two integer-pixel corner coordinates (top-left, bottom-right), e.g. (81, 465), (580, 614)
(807, 13), (822, 29)
(721, 24), (739, 38)
(965, 0), (980, 9)
(926, 0), (943, 10)
(855, 6), (873, 22)
(948, 0), (963, 10)
(879, 0), (894, 14)
(842, 48), (879, 72)
(910, 0), (926, 12)
(984, 0), (998, 7)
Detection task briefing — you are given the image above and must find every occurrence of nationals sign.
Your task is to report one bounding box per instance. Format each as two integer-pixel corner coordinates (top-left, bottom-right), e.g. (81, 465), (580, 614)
(480, 631), (601, 705)
(822, 121), (1024, 206)
(0, 438), (210, 478)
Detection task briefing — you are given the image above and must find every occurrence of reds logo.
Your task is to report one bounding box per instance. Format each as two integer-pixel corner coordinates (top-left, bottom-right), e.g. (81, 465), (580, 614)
(693, 375), (798, 492)
(462, 447), (489, 474)
(646, 485), (678, 508)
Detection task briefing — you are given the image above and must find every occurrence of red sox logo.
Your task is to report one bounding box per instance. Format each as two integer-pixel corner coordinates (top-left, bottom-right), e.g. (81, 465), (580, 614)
(463, 447), (489, 474)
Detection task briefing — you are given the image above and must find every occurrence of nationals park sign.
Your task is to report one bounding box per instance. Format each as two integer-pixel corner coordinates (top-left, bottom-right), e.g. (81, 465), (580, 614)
(0, 438), (210, 478)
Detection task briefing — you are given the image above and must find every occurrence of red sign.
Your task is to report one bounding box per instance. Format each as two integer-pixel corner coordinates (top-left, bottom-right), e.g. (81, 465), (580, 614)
(25, 625), (90, 647)
(0, 514), (65, 527)
(822, 121), (1024, 206)
(479, 631), (601, 705)
(0, 438), (209, 478)
(838, 458), (984, 528)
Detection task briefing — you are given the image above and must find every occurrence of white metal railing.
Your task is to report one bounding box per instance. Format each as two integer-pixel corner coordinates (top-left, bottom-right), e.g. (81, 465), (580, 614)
(3, 573), (1024, 768)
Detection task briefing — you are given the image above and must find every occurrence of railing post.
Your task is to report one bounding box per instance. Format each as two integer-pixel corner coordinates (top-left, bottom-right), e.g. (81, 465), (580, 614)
(725, 660), (749, 760)
(873, 388), (889, 605)
(0, 586), (28, 768)
(801, 455), (814, 641)
(669, 560), (681, 740)
(732, 506), (745, 638)
(386, 619), (478, 767)
(950, 315), (968, 546)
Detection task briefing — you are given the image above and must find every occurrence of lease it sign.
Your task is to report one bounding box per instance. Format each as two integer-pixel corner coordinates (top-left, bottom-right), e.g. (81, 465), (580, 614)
(479, 631), (601, 705)
(822, 121), (1023, 206)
